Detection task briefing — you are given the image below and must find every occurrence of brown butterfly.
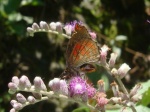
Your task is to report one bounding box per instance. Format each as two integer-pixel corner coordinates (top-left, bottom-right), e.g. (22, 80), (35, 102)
(62, 23), (100, 78)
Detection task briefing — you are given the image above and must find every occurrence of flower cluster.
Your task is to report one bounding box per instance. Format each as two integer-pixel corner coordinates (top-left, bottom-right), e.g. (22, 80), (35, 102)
(8, 75), (103, 112)
(8, 74), (142, 112)
(8, 21), (143, 112)
(27, 21), (97, 39)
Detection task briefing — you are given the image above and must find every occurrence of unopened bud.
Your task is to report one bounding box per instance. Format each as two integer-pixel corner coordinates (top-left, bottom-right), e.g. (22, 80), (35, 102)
(59, 80), (68, 95)
(118, 63), (131, 79)
(49, 22), (56, 30)
(10, 100), (17, 107)
(8, 82), (17, 94)
(111, 68), (118, 77)
(32, 23), (40, 31)
(13, 103), (23, 110)
(110, 97), (122, 104)
(12, 76), (19, 86)
(27, 27), (34, 36)
(56, 22), (63, 33)
(64, 24), (73, 35)
(89, 32), (97, 39)
(27, 96), (36, 104)
(100, 45), (110, 64)
(40, 21), (49, 31)
(108, 53), (118, 67)
(16, 93), (27, 104)
(110, 82), (120, 97)
(130, 84), (142, 97)
(19, 75), (31, 89)
(48, 78), (61, 93)
(97, 80), (105, 93)
(10, 108), (16, 112)
(34, 77), (47, 91)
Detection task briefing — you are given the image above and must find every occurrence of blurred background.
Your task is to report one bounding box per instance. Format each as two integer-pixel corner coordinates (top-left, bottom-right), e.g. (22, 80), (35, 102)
(0, 0), (150, 112)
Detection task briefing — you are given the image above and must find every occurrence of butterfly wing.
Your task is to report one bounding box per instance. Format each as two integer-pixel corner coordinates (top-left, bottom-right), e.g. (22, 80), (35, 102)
(66, 23), (100, 68)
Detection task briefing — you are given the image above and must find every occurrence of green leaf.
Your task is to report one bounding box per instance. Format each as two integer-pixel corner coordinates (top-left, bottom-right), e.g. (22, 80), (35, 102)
(106, 105), (150, 112)
(138, 80), (150, 106)
(138, 80), (150, 95)
(141, 89), (150, 106)
(4, 0), (21, 14)
(72, 107), (90, 112)
(135, 105), (150, 112)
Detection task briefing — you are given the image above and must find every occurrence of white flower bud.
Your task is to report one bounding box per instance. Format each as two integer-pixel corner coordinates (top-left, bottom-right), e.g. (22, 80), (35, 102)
(49, 22), (56, 30)
(8, 82), (17, 93)
(110, 82), (120, 97)
(111, 68), (118, 77)
(32, 23), (40, 31)
(27, 96), (36, 104)
(34, 76), (47, 91)
(12, 76), (19, 86)
(59, 80), (68, 95)
(108, 53), (118, 67)
(56, 22), (63, 33)
(48, 78), (60, 93)
(110, 97), (122, 104)
(40, 21), (49, 31)
(13, 103), (23, 110)
(27, 27), (34, 36)
(100, 45), (110, 64)
(63, 24), (72, 35)
(130, 84), (142, 97)
(10, 108), (16, 112)
(10, 100), (17, 107)
(16, 93), (27, 104)
(118, 63), (131, 79)
(19, 75), (31, 89)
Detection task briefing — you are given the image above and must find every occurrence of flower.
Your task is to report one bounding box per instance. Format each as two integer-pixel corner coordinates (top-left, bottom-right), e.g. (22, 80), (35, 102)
(64, 21), (82, 35)
(97, 80), (105, 93)
(48, 78), (60, 92)
(48, 78), (68, 95)
(118, 63), (131, 79)
(16, 93), (27, 104)
(130, 84), (142, 97)
(34, 77), (47, 91)
(19, 75), (31, 89)
(94, 92), (108, 109)
(100, 45), (110, 64)
(110, 82), (120, 97)
(68, 76), (87, 101)
(49, 22), (56, 30)
(86, 84), (96, 98)
(108, 53), (118, 67)
(89, 31), (97, 39)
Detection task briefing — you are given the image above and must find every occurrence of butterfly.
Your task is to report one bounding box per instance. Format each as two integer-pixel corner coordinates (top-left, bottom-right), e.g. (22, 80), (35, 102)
(62, 23), (100, 78)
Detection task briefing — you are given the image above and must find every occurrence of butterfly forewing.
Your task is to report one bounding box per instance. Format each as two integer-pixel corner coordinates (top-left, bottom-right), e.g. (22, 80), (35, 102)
(66, 23), (100, 68)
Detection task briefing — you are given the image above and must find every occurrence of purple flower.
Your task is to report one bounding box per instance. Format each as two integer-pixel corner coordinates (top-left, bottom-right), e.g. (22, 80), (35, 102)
(68, 76), (87, 100)
(64, 21), (82, 35)
(89, 31), (97, 39)
(86, 84), (96, 98)
(94, 92), (108, 109)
